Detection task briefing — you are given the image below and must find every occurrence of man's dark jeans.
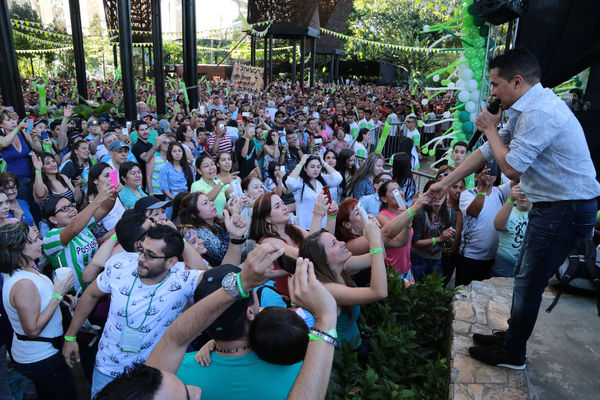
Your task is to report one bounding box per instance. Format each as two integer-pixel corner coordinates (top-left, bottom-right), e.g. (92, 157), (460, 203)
(505, 200), (597, 357)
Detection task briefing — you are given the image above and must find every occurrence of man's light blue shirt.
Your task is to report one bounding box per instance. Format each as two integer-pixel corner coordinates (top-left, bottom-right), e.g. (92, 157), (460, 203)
(480, 83), (600, 203)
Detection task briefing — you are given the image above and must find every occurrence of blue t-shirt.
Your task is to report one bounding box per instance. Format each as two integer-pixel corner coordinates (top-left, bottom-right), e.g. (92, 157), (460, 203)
(8, 199), (35, 226)
(337, 304), (361, 348)
(493, 208), (528, 277)
(176, 351), (301, 400)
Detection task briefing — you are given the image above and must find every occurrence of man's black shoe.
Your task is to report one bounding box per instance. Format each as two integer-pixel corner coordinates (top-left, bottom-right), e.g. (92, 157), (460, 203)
(468, 346), (526, 370)
(472, 330), (505, 347)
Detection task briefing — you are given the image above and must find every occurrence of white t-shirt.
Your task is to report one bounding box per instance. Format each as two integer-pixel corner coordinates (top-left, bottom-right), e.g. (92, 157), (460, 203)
(95, 252), (202, 377)
(459, 182), (511, 260)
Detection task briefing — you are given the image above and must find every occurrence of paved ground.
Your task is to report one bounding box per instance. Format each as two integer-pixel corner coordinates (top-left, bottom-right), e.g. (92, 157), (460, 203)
(527, 286), (600, 400)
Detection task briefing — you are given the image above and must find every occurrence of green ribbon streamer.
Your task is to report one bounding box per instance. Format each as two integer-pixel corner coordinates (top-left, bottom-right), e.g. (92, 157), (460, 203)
(37, 84), (47, 115)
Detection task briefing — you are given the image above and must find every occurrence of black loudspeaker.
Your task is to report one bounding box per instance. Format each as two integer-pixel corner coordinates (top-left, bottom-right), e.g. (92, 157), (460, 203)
(473, 0), (529, 25)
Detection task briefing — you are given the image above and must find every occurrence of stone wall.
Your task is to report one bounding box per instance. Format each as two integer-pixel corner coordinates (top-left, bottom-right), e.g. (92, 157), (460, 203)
(448, 278), (529, 400)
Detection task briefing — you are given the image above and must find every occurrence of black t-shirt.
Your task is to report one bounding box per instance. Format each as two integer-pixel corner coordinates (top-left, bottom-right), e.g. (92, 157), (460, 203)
(234, 137), (256, 179)
(132, 140), (153, 191)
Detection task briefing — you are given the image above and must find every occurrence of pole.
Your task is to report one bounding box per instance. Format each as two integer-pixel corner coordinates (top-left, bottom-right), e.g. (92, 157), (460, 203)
(310, 38), (316, 87)
(330, 53), (334, 82)
(250, 35), (256, 66)
(113, 44), (118, 71)
(151, 0), (165, 116)
(291, 40), (296, 83)
(334, 54), (340, 82)
(30, 58), (35, 76)
(300, 35), (306, 88)
(182, 0), (198, 108)
(268, 34), (273, 84)
(263, 36), (268, 87)
(0, 0), (25, 116)
(69, 0), (88, 100)
(117, 0), (136, 120)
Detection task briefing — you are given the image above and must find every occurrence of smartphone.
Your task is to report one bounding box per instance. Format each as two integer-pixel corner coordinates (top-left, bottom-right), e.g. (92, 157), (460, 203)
(199, 106), (206, 115)
(322, 185), (332, 204)
(109, 169), (119, 186)
(392, 188), (407, 209)
(41, 130), (48, 140)
(314, 138), (323, 145)
(218, 123), (225, 130)
(303, 106), (309, 114)
(121, 128), (129, 137)
(356, 202), (369, 221)
(280, 165), (286, 175)
(486, 159), (499, 176)
(229, 179), (243, 198)
(126, 121), (132, 130)
(278, 253), (297, 274)
(242, 112), (251, 118)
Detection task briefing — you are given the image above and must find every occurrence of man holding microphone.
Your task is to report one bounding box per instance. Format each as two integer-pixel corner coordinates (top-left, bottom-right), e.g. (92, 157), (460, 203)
(428, 48), (600, 369)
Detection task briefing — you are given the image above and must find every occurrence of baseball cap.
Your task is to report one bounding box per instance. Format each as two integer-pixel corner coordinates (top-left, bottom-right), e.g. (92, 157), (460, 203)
(133, 196), (172, 214)
(87, 119), (99, 127)
(193, 265), (253, 337)
(98, 116), (109, 123)
(140, 113), (156, 120)
(108, 140), (130, 152)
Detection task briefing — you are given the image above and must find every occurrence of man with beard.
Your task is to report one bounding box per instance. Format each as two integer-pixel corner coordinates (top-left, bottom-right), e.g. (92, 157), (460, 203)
(62, 225), (204, 398)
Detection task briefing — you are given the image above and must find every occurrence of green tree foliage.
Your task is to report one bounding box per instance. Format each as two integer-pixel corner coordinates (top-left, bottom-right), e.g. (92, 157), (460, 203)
(343, 0), (462, 83)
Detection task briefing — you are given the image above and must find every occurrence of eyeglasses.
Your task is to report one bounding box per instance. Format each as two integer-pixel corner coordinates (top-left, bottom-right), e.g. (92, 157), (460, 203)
(54, 203), (77, 214)
(2, 185), (17, 193)
(136, 245), (171, 260)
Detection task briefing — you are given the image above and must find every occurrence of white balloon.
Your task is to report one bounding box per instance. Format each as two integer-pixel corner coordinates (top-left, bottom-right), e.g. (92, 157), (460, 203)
(466, 79), (478, 91)
(462, 69), (474, 80)
(469, 90), (480, 102)
(456, 79), (466, 89)
(433, 74), (440, 82)
(423, 25), (430, 32)
(421, 99), (428, 106)
(470, 112), (477, 123)
(443, 111), (451, 119)
(447, 81), (455, 89)
(457, 91), (470, 103)
(465, 101), (476, 113)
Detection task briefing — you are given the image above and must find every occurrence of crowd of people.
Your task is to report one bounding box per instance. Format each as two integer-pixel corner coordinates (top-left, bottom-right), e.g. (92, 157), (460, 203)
(0, 50), (594, 399)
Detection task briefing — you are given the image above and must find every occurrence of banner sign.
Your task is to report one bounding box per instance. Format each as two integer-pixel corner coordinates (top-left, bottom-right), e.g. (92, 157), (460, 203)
(230, 64), (264, 93)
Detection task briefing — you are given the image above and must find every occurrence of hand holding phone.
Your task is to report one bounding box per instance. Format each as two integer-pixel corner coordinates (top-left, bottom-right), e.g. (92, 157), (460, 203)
(109, 169), (119, 187)
(391, 188), (407, 209)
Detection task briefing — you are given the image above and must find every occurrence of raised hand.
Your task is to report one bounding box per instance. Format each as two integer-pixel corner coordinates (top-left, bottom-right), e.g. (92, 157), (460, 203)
(223, 209), (248, 240)
(239, 243), (286, 290)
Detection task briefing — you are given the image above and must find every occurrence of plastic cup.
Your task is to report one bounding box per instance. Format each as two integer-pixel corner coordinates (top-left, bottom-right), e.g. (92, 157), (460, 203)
(55, 267), (72, 281)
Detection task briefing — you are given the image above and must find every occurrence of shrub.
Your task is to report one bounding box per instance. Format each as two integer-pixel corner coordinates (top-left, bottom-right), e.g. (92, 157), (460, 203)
(327, 272), (455, 400)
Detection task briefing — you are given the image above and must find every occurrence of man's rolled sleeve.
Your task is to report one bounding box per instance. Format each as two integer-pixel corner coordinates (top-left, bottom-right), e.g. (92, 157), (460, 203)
(479, 141), (494, 161)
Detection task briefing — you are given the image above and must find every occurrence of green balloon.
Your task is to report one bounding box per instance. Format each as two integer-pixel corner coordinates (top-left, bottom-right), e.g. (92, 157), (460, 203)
(417, 120), (424, 128)
(422, 147), (429, 155)
(464, 16), (474, 27)
(462, 121), (474, 133)
(441, 79), (450, 86)
(458, 111), (470, 122)
(428, 149), (436, 157)
(450, 139), (457, 147)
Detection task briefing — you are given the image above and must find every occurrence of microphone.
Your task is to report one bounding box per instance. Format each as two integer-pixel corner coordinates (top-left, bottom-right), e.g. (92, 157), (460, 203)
(466, 99), (501, 152)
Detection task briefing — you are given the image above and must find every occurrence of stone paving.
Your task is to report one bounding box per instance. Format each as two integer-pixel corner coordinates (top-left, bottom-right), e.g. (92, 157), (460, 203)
(449, 277), (529, 400)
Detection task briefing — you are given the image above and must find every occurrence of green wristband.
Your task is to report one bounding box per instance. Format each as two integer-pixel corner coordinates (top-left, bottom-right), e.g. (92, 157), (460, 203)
(369, 248), (383, 254)
(110, 234), (118, 243)
(51, 293), (63, 301)
(507, 198), (516, 206)
(327, 215), (337, 219)
(64, 335), (77, 342)
(407, 208), (415, 217)
(432, 237), (437, 246)
(235, 273), (250, 299)
(35, 169), (42, 174)
(477, 191), (487, 196)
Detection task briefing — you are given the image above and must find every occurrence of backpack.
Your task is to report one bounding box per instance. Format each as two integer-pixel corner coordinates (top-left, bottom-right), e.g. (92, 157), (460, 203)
(546, 238), (600, 316)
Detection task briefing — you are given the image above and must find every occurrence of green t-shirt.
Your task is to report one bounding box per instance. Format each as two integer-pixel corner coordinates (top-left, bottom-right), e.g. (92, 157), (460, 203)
(42, 219), (98, 291)
(130, 128), (158, 145)
(190, 178), (230, 216)
(176, 351), (301, 400)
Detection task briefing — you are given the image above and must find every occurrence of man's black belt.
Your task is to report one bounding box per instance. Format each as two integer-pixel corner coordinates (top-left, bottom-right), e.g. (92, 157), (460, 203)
(533, 198), (597, 208)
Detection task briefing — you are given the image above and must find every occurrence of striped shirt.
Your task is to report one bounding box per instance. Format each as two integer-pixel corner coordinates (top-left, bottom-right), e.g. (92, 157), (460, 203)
(151, 152), (168, 195)
(42, 219), (98, 292)
(206, 132), (233, 158)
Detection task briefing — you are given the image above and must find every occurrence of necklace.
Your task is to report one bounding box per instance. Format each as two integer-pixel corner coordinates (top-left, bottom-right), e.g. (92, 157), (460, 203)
(214, 344), (251, 354)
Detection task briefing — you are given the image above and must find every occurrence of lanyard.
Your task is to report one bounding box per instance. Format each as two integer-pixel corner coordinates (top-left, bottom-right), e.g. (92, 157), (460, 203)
(124, 272), (170, 330)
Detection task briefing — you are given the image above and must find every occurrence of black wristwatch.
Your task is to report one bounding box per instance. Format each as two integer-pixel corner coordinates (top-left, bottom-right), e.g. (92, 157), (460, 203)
(230, 236), (247, 245)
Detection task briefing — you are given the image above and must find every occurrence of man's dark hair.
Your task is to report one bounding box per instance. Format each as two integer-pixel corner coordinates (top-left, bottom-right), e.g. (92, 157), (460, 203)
(144, 225), (184, 260)
(115, 213), (148, 252)
(50, 120), (61, 131)
(93, 363), (162, 400)
(489, 48), (541, 85)
(453, 141), (468, 149)
(248, 307), (308, 365)
(134, 120), (149, 132)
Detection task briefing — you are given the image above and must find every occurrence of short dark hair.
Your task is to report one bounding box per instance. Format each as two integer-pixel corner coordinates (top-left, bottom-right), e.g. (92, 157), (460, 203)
(115, 213), (148, 252)
(489, 48), (541, 85)
(93, 363), (162, 400)
(249, 307), (308, 365)
(134, 120), (149, 132)
(453, 141), (468, 150)
(0, 222), (30, 275)
(119, 161), (141, 185)
(143, 225), (184, 260)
